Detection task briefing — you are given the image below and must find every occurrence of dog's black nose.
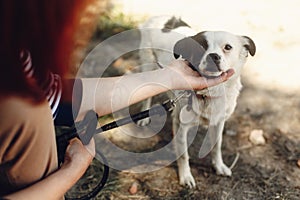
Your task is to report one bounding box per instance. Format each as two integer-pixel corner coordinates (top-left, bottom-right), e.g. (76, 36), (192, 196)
(205, 53), (222, 72)
(208, 53), (221, 65)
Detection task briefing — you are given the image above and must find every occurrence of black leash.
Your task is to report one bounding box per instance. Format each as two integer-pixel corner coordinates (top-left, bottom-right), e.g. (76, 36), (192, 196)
(55, 92), (188, 199)
(55, 111), (109, 200)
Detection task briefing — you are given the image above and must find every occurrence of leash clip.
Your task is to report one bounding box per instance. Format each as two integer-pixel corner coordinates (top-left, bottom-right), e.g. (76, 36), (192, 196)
(162, 91), (190, 112)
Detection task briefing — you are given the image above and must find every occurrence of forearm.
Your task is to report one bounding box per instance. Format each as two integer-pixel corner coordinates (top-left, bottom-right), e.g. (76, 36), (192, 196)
(3, 138), (94, 200)
(77, 68), (172, 119)
(74, 61), (233, 121)
(3, 164), (83, 200)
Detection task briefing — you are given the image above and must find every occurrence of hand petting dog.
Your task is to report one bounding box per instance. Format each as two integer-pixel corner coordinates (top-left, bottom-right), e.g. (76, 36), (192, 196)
(166, 60), (235, 91)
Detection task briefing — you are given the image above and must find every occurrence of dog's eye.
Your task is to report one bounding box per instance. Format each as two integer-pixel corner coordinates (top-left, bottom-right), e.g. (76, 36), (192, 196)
(224, 44), (232, 51)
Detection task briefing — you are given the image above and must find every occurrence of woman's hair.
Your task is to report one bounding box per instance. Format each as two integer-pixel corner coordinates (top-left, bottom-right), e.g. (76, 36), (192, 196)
(0, 0), (97, 102)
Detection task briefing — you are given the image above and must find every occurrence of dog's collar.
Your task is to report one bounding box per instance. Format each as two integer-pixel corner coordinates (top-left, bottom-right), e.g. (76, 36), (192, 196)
(186, 90), (223, 111)
(195, 89), (222, 100)
(196, 93), (222, 100)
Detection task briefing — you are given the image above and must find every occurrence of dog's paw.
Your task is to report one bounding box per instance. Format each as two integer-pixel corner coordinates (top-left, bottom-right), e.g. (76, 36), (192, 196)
(213, 162), (232, 176)
(179, 171), (196, 188)
(137, 118), (151, 126)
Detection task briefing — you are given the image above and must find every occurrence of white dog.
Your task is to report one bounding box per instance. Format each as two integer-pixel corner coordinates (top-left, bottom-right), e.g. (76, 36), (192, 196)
(138, 16), (256, 188)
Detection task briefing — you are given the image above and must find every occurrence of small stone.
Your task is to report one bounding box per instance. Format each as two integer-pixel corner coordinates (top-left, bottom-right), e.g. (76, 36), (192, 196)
(297, 160), (300, 168)
(129, 182), (138, 195)
(249, 129), (266, 145)
(203, 172), (209, 178)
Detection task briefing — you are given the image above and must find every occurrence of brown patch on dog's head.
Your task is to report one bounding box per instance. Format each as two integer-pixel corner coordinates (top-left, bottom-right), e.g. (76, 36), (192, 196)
(173, 35), (206, 72)
(191, 31), (208, 50)
(162, 16), (190, 33)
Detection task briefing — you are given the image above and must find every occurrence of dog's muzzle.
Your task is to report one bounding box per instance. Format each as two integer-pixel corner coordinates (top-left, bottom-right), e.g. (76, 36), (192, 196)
(198, 53), (223, 79)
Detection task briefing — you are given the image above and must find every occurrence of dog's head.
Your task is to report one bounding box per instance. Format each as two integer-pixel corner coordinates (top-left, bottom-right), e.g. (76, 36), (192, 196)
(173, 31), (256, 78)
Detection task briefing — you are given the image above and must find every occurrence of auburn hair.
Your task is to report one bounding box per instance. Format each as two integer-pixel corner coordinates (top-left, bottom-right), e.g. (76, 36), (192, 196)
(0, 0), (97, 102)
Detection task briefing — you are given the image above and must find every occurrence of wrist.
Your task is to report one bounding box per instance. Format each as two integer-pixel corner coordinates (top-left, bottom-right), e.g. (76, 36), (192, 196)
(59, 160), (87, 184)
(160, 65), (189, 90)
(152, 67), (174, 90)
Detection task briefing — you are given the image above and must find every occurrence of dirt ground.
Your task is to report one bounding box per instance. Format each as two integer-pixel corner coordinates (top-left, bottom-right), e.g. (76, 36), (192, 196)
(67, 48), (300, 200)
(66, 1), (300, 199)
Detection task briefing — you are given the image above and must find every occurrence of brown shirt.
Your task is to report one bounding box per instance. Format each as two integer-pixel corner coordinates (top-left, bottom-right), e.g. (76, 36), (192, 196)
(0, 96), (58, 196)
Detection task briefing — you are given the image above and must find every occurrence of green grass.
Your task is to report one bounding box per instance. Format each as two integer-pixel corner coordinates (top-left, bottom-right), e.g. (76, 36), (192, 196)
(93, 11), (139, 40)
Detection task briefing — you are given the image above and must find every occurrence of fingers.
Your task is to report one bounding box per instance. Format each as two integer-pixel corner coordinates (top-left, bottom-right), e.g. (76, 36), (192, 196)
(205, 69), (235, 87)
(62, 138), (94, 177)
(66, 138), (95, 162)
(225, 69), (235, 77)
(168, 60), (235, 90)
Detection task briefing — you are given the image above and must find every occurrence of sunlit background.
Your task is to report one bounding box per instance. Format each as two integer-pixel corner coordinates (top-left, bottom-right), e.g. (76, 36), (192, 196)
(113, 0), (300, 92)
(66, 1), (300, 198)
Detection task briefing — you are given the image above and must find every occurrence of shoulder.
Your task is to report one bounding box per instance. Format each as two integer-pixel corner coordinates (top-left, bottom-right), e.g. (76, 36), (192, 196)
(0, 96), (52, 122)
(0, 96), (54, 139)
(0, 95), (56, 156)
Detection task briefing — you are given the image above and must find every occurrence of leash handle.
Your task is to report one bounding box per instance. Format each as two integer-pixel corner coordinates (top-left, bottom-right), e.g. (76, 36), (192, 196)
(56, 127), (77, 164)
(77, 110), (98, 145)
(55, 110), (98, 164)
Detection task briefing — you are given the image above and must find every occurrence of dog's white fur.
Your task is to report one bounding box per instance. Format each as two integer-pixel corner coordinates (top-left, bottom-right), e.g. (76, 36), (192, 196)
(138, 16), (255, 188)
(138, 16), (197, 126)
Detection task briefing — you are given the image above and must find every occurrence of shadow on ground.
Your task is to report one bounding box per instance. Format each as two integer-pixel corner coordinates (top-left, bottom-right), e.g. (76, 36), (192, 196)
(67, 45), (300, 199)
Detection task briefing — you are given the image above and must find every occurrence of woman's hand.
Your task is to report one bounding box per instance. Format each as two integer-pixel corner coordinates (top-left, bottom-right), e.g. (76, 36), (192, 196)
(166, 60), (235, 90)
(62, 138), (95, 176)
(78, 60), (234, 118)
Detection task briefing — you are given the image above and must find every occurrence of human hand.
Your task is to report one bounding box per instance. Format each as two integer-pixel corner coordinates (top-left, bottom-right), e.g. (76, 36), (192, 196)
(166, 60), (235, 90)
(62, 137), (95, 176)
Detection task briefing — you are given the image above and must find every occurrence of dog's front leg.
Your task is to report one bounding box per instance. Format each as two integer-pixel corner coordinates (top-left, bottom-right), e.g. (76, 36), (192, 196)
(174, 123), (196, 188)
(210, 121), (232, 176)
(137, 97), (152, 126)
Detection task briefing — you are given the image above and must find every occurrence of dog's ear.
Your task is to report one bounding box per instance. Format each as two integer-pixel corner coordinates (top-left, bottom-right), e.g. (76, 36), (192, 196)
(173, 36), (205, 71)
(242, 36), (256, 56)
